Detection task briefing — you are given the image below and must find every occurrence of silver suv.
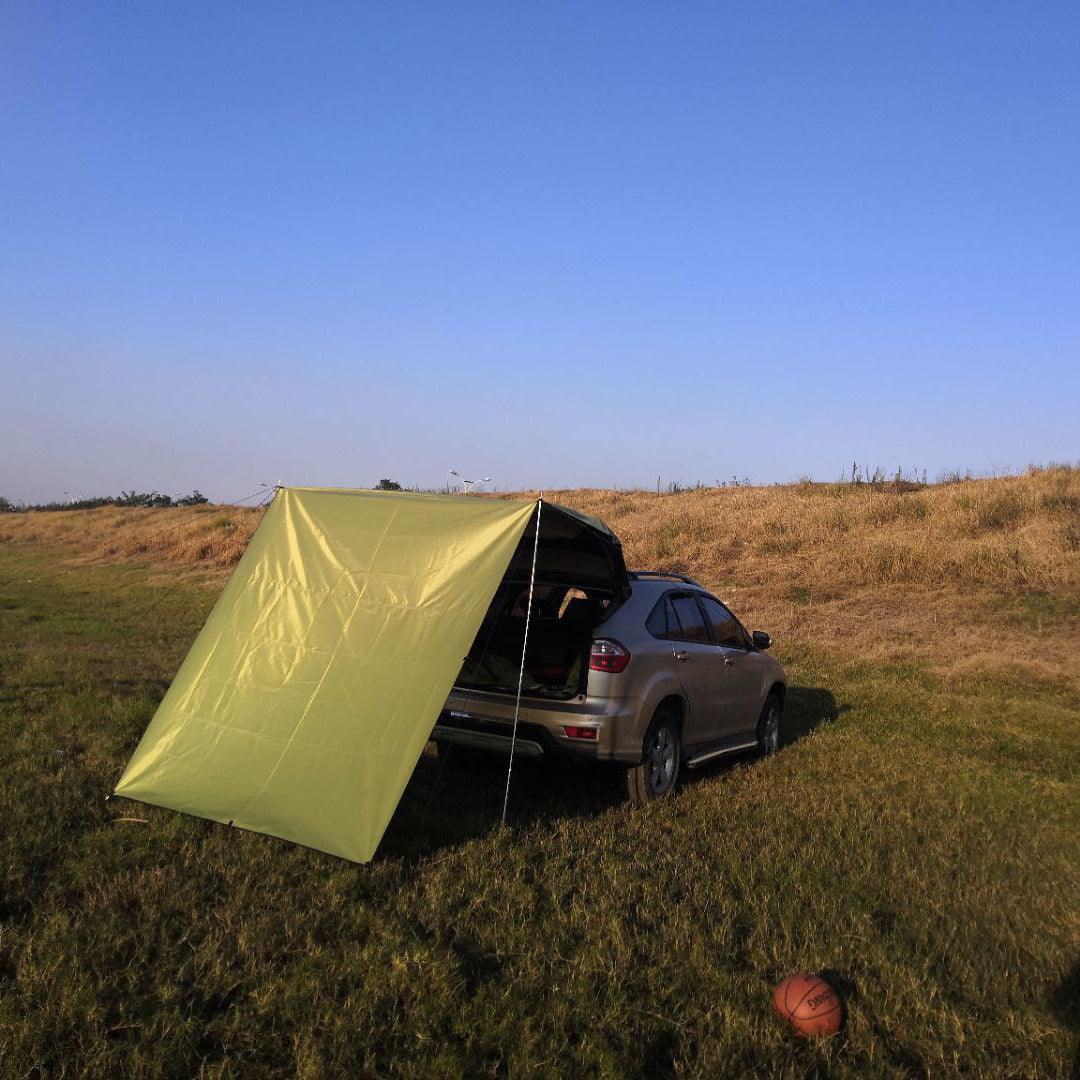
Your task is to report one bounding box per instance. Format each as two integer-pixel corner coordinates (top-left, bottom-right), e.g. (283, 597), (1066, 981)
(435, 517), (787, 804)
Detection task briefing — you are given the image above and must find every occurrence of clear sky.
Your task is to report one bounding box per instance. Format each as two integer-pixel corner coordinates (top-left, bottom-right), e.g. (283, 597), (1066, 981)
(2, 3), (1078, 502)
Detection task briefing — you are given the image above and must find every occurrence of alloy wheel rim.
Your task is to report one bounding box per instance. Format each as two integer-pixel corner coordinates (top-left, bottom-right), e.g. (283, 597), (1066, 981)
(763, 707), (779, 753)
(649, 727), (676, 793)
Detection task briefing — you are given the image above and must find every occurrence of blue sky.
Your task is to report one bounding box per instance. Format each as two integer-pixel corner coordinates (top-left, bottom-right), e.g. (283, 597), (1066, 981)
(2, 3), (1078, 501)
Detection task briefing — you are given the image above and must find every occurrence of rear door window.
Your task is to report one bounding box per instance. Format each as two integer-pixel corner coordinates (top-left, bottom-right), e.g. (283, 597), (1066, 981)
(699, 595), (751, 649)
(669, 593), (712, 644)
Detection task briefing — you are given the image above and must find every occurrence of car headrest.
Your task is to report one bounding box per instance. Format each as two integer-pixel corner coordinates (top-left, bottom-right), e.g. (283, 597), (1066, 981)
(529, 596), (560, 620)
(561, 597), (602, 623)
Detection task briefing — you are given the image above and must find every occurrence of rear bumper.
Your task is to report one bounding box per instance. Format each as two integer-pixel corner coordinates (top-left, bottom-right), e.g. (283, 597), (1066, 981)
(432, 714), (551, 759)
(433, 689), (646, 764)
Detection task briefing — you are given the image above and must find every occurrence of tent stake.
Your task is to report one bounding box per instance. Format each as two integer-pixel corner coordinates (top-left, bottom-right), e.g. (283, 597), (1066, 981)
(501, 498), (542, 827)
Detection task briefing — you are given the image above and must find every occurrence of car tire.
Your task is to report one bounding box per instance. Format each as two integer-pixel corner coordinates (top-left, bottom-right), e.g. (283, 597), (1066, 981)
(625, 709), (681, 806)
(756, 692), (783, 757)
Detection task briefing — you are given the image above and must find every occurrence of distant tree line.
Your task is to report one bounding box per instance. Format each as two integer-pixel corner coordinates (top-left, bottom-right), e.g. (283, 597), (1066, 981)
(0, 490), (210, 513)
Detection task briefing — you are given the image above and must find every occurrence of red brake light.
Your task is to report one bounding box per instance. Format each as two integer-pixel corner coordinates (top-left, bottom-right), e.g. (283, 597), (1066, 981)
(589, 638), (631, 673)
(563, 725), (598, 741)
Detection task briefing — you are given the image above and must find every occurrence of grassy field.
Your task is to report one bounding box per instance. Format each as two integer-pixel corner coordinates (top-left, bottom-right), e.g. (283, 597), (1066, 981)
(1, 471), (1078, 1075)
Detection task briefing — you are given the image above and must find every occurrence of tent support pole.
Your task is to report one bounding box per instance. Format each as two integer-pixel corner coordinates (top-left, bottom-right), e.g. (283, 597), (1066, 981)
(501, 498), (542, 827)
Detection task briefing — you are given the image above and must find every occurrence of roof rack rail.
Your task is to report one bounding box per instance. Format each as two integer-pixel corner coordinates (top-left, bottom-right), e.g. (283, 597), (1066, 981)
(629, 570), (704, 587)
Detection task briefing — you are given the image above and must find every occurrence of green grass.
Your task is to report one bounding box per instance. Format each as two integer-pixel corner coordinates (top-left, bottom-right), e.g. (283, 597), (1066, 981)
(1, 546), (1078, 1077)
(994, 590), (1080, 630)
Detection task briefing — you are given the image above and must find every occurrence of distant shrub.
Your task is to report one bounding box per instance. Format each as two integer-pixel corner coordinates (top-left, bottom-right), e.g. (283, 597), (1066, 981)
(826, 506), (853, 532)
(938, 468), (974, 484)
(376, 479), (402, 491)
(655, 519), (684, 560)
(759, 519), (801, 556)
(975, 492), (1026, 532)
(867, 541), (922, 582)
(115, 491), (174, 508)
(13, 490), (210, 512)
(1041, 490), (1080, 515)
(869, 494), (929, 526)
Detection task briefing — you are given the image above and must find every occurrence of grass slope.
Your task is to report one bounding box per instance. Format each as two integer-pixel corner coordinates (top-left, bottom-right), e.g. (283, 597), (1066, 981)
(3, 466), (1078, 690)
(1, 475), (1079, 1075)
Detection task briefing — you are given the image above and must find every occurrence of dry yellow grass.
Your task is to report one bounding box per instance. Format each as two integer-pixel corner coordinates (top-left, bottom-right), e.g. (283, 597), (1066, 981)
(541, 467), (1080, 690)
(3, 466), (1078, 689)
(0, 502), (264, 577)
(540, 465), (1080, 594)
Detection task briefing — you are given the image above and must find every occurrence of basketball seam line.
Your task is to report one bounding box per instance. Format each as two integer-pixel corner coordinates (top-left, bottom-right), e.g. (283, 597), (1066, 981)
(786, 979), (832, 1017)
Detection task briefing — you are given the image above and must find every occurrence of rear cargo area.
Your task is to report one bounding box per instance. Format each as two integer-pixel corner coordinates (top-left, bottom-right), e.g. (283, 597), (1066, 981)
(453, 498), (630, 701)
(455, 582), (607, 700)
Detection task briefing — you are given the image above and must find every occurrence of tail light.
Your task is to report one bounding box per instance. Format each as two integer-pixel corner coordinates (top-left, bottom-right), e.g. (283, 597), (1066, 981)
(589, 638), (631, 673)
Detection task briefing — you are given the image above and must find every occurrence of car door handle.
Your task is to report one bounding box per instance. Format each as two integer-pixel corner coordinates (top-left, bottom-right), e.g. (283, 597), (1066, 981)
(723, 656), (735, 666)
(673, 650), (688, 662)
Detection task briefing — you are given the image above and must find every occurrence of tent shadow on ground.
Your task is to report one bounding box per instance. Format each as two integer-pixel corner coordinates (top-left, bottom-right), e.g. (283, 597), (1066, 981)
(378, 685), (842, 862)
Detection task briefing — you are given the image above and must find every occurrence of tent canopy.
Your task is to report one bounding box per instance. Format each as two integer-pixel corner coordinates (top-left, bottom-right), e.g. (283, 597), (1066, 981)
(114, 487), (625, 863)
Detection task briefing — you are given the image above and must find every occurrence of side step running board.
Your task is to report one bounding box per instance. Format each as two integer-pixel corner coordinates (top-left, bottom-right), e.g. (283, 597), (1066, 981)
(685, 741), (758, 768)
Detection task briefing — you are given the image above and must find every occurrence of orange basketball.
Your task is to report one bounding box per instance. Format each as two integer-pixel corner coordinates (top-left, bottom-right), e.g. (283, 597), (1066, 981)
(773, 972), (844, 1037)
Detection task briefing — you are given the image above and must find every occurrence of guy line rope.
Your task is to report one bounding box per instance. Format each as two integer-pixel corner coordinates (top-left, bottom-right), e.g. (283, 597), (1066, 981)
(501, 496), (542, 827)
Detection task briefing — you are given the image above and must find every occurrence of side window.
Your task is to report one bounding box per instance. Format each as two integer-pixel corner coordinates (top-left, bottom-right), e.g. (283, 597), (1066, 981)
(669, 594), (712, 644)
(700, 596), (751, 650)
(645, 596), (669, 638)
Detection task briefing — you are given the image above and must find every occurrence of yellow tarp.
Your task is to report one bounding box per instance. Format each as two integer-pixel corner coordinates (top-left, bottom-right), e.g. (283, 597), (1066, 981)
(115, 487), (536, 863)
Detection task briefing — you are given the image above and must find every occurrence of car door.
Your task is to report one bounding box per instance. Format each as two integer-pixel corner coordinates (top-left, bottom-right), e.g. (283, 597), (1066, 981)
(698, 595), (766, 737)
(662, 591), (728, 748)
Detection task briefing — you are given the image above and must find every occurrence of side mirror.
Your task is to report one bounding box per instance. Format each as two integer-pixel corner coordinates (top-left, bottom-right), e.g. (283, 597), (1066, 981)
(752, 630), (772, 650)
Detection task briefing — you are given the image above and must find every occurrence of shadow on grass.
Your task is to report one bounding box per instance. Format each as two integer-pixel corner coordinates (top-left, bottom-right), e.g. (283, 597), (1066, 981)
(1048, 956), (1080, 1077)
(785, 684), (845, 741)
(674, 684), (842, 787)
(379, 684), (842, 862)
(379, 746), (626, 861)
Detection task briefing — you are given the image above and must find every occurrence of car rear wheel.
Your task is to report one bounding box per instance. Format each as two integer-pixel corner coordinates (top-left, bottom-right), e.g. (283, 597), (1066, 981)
(625, 709), (680, 806)
(756, 693), (783, 756)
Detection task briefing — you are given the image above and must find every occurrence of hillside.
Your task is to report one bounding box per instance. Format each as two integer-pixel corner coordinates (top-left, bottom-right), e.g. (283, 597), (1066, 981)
(4, 466), (1078, 689)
